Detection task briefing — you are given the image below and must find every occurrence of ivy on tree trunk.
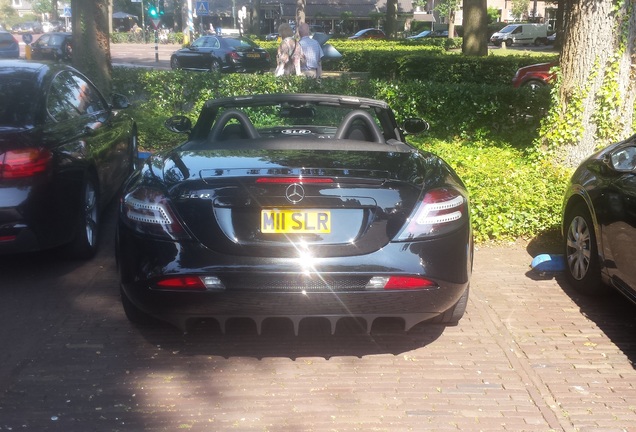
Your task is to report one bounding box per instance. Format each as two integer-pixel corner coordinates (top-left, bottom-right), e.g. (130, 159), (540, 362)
(540, 0), (636, 167)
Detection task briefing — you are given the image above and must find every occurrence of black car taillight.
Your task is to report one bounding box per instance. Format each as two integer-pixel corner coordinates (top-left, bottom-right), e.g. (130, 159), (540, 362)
(121, 187), (191, 240)
(396, 187), (468, 240)
(0, 148), (52, 179)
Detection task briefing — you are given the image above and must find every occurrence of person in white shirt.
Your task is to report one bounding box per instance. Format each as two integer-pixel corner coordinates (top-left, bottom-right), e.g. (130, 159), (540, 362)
(298, 23), (324, 79)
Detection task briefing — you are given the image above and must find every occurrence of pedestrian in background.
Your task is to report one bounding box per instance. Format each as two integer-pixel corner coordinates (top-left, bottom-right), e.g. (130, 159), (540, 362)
(298, 22), (324, 79)
(275, 23), (301, 76)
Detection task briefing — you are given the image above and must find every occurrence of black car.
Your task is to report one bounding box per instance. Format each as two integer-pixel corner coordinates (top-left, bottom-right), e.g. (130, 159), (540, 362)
(348, 28), (386, 40)
(30, 32), (72, 61)
(170, 35), (271, 73)
(562, 134), (636, 305)
(0, 31), (19, 59)
(117, 93), (473, 333)
(0, 60), (138, 258)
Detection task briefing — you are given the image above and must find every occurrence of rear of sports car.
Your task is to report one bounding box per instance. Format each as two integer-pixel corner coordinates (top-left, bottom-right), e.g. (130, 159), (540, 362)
(117, 100), (472, 334)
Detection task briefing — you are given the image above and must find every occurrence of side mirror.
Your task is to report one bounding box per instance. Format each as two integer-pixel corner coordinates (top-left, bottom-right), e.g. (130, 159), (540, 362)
(111, 93), (130, 109)
(165, 115), (192, 133)
(608, 146), (636, 172)
(403, 118), (430, 135)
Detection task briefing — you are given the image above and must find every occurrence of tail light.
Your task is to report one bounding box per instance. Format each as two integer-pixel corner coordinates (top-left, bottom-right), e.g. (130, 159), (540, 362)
(0, 148), (52, 179)
(121, 187), (190, 240)
(366, 276), (438, 291)
(229, 52), (241, 62)
(153, 276), (225, 291)
(396, 187), (468, 240)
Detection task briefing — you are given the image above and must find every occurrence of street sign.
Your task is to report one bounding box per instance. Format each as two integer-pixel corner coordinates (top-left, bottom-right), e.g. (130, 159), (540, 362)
(195, 1), (209, 16)
(150, 18), (161, 30)
(61, 6), (71, 17)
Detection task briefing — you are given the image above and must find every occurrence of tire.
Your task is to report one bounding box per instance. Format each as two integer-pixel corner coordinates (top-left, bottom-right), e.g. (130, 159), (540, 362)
(564, 204), (605, 295)
(120, 287), (157, 326)
(66, 177), (99, 259)
(170, 56), (180, 70)
(433, 286), (469, 325)
(210, 59), (221, 73)
(523, 80), (546, 92)
(505, 39), (513, 47)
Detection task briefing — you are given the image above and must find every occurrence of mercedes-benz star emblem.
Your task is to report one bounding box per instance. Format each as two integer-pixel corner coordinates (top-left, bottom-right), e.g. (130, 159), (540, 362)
(285, 183), (305, 203)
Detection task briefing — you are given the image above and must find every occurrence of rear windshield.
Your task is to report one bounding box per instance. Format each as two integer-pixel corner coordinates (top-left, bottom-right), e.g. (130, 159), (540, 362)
(0, 78), (35, 127)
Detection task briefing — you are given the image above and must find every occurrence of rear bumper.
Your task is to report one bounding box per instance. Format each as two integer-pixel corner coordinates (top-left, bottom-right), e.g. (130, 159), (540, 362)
(117, 223), (473, 332)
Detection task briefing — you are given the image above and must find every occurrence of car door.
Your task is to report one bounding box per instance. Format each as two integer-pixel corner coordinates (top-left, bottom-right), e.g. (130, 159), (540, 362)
(600, 145), (636, 298)
(32, 34), (51, 59)
(181, 36), (215, 69)
(44, 70), (131, 207)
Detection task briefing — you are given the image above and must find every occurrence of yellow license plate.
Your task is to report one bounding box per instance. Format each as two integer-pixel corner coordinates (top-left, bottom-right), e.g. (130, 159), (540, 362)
(247, 53), (260, 58)
(261, 210), (331, 234)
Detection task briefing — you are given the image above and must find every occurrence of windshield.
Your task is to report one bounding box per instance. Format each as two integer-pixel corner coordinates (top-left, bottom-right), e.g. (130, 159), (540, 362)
(498, 25), (517, 34)
(225, 37), (258, 49)
(0, 78), (35, 127)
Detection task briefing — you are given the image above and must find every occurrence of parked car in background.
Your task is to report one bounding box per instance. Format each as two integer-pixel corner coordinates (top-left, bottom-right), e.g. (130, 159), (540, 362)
(408, 29), (455, 39)
(490, 23), (548, 46)
(562, 133), (636, 306)
(348, 28), (386, 40)
(407, 30), (432, 39)
(117, 93), (473, 332)
(42, 20), (64, 33)
(14, 21), (43, 34)
(30, 32), (73, 61)
(170, 35), (271, 73)
(0, 31), (19, 59)
(0, 60), (138, 259)
(511, 61), (557, 90)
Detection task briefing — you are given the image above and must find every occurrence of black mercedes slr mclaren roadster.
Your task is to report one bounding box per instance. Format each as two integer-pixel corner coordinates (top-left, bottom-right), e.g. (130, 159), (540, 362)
(116, 93), (473, 334)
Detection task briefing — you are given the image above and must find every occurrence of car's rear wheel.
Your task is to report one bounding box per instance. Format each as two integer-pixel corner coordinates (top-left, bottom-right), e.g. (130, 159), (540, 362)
(210, 59), (221, 73)
(66, 177), (99, 259)
(564, 204), (605, 295)
(170, 56), (180, 70)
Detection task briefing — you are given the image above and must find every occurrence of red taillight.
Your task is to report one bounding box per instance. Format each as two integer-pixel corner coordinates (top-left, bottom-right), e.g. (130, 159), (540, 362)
(366, 276), (438, 290)
(155, 276), (206, 290)
(121, 187), (190, 240)
(0, 148), (52, 179)
(397, 187), (467, 240)
(256, 177), (334, 184)
(0, 235), (17, 242)
(229, 52), (241, 61)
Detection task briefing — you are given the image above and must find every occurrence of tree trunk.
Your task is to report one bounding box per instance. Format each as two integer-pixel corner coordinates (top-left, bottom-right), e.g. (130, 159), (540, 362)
(462, 0), (488, 56)
(448, 9), (456, 38)
(296, 0), (306, 26)
(544, 0), (636, 167)
(70, 0), (112, 98)
(385, 0), (398, 37)
(250, 0), (261, 35)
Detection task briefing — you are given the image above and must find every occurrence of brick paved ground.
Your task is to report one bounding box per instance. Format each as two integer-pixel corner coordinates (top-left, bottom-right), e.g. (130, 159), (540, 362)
(0, 201), (635, 432)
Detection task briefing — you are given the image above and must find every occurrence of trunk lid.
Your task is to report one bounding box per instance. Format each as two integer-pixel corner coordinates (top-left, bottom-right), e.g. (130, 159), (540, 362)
(161, 147), (425, 257)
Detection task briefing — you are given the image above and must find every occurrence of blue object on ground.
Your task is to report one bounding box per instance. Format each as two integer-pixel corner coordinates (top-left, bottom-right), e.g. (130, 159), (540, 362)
(531, 254), (565, 272)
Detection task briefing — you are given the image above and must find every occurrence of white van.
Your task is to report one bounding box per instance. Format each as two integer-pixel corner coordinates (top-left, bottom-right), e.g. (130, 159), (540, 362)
(490, 23), (548, 46)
